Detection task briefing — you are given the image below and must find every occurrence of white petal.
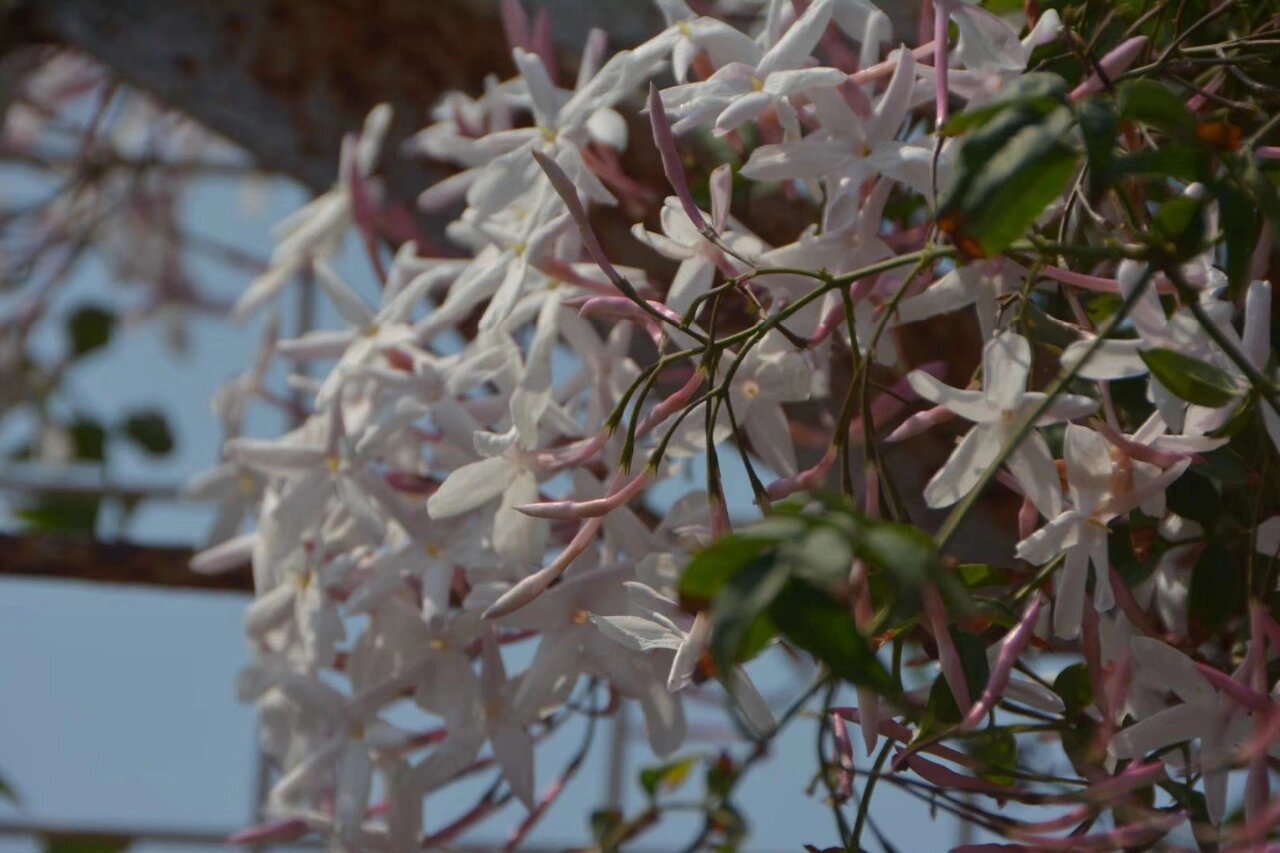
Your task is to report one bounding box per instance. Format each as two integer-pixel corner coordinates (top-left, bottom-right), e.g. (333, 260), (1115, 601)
(427, 457), (519, 518)
(983, 332), (1032, 411)
(923, 424), (1002, 509)
(489, 720), (537, 808)
(906, 371), (995, 423)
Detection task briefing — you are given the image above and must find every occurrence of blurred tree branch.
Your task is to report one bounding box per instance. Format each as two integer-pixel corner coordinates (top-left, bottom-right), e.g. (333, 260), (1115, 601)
(0, 533), (250, 592)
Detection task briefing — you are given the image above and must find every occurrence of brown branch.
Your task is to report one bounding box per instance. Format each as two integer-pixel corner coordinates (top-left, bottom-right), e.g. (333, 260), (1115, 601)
(0, 532), (252, 592)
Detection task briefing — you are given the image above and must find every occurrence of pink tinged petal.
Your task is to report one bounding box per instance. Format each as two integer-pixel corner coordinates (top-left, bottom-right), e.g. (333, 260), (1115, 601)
(728, 668), (775, 736)
(983, 331), (1032, 412)
(713, 90), (774, 135)
(950, 3), (1025, 73)
(1244, 280), (1272, 367)
(335, 740), (373, 845)
(764, 67), (847, 97)
(886, 404), (957, 442)
(961, 594), (1045, 729)
(709, 164), (733, 233)
(901, 753), (1012, 796)
(1071, 36), (1148, 101)
(756, 0), (834, 77)
(1064, 424), (1113, 512)
(1130, 636), (1215, 703)
(925, 584), (972, 713)
(530, 150), (625, 291)
(591, 615), (683, 652)
(637, 679), (687, 757)
(315, 260), (374, 328)
(831, 711), (855, 799)
(868, 44), (917, 142)
(427, 456), (519, 519)
(766, 446), (837, 501)
(669, 610), (710, 691)
(1060, 337), (1147, 380)
(745, 403), (799, 477)
(191, 532), (256, 574)
(517, 471), (652, 520)
(1256, 516), (1280, 557)
(227, 819), (310, 846)
(1006, 429), (1063, 519)
(227, 438), (326, 474)
(1016, 511), (1082, 564)
(490, 720), (537, 808)
(1053, 544), (1089, 639)
(906, 371), (995, 423)
(1088, 528), (1114, 612)
(494, 471), (548, 564)
(246, 584), (297, 637)
(740, 135), (850, 182)
(1112, 702), (1206, 759)
(648, 83), (708, 232)
(856, 686), (880, 753)
(923, 423), (1003, 509)
(483, 516), (605, 619)
(1192, 664), (1271, 712)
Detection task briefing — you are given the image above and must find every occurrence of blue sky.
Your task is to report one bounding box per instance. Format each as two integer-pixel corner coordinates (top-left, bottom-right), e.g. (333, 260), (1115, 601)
(0, 172), (964, 851)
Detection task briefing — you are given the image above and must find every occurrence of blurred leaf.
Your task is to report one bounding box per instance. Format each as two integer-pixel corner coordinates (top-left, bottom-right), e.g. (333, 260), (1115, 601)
(44, 837), (131, 853)
(787, 524), (855, 588)
(1077, 98), (1117, 197)
(639, 756), (697, 799)
(965, 728), (1018, 786)
(17, 496), (99, 534)
(1150, 196), (1205, 260)
(709, 556), (787, 677)
(589, 809), (624, 851)
(941, 73), (1069, 136)
(0, 772), (17, 804)
(680, 526), (792, 604)
(768, 580), (893, 693)
(1216, 180), (1261, 295)
(119, 410), (175, 457)
(1107, 144), (1208, 184)
(66, 306), (115, 359)
(1053, 663), (1094, 717)
(956, 564), (1012, 589)
(1139, 347), (1239, 408)
(1166, 470), (1221, 527)
(950, 627), (991, 701)
(1116, 80), (1196, 141)
(1190, 542), (1244, 630)
(706, 752), (738, 800)
(941, 106), (1079, 257)
(69, 418), (107, 463)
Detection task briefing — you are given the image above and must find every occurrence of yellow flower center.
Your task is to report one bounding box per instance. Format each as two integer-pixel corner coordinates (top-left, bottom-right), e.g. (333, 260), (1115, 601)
(741, 379), (761, 400)
(571, 609), (591, 625)
(751, 77), (765, 92)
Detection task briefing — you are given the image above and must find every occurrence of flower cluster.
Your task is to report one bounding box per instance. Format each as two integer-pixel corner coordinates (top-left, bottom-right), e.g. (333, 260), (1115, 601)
(194, 1), (1280, 848)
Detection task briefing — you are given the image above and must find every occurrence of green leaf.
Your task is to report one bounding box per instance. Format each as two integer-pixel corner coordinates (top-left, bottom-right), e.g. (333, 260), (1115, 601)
(941, 73), (1069, 136)
(17, 496), (99, 534)
(119, 410), (175, 457)
(857, 522), (953, 618)
(941, 106), (1080, 257)
(1166, 470), (1221, 527)
(0, 772), (18, 804)
(709, 556), (788, 677)
(1107, 144), (1208, 184)
(767, 580), (893, 693)
(956, 563), (1012, 589)
(679, 526), (793, 603)
(950, 627), (991, 701)
(1216, 180), (1262, 295)
(1116, 80), (1196, 141)
(639, 756), (697, 799)
(1077, 98), (1118, 197)
(1052, 663), (1094, 717)
(1190, 542), (1244, 630)
(786, 524), (855, 589)
(965, 728), (1018, 786)
(66, 306), (116, 359)
(589, 809), (624, 851)
(69, 418), (107, 463)
(1150, 196), (1205, 260)
(1139, 347), (1239, 408)
(44, 836), (131, 853)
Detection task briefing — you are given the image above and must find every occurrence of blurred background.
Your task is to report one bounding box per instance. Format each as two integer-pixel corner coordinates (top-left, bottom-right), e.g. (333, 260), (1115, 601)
(0, 0), (960, 850)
